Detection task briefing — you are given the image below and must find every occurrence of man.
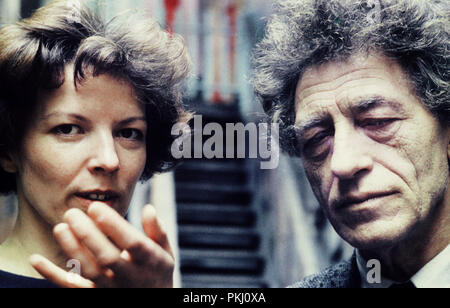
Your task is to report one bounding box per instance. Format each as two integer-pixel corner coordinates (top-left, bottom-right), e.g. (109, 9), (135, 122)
(252, 0), (449, 288)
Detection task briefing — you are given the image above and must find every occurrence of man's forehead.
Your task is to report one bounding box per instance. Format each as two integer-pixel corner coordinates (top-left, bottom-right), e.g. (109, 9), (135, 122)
(296, 54), (386, 93)
(294, 54), (414, 124)
(294, 52), (412, 102)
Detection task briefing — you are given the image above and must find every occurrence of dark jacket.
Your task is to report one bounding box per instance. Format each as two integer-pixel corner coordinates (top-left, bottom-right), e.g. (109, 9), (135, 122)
(0, 270), (57, 288)
(289, 253), (361, 288)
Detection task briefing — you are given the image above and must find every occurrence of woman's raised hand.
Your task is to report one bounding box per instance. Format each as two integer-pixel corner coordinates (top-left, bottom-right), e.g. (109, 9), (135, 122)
(30, 203), (174, 288)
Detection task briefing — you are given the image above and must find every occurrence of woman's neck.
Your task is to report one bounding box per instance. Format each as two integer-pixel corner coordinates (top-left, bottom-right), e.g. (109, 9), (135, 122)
(0, 197), (66, 278)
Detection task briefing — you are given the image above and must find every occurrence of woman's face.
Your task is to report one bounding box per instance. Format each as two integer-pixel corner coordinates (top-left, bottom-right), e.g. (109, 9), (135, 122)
(11, 69), (147, 225)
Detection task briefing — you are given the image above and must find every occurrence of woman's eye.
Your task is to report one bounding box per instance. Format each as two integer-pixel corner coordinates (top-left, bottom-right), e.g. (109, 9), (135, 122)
(52, 124), (82, 136)
(118, 128), (144, 141)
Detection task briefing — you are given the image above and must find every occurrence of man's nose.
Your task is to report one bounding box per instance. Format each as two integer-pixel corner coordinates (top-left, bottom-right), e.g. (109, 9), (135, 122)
(330, 126), (373, 180)
(87, 132), (120, 174)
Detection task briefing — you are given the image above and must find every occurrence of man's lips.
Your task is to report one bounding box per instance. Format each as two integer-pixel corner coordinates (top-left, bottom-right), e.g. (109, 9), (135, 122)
(332, 192), (397, 210)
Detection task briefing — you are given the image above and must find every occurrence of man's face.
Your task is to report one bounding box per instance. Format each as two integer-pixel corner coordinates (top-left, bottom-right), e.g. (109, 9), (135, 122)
(294, 54), (450, 249)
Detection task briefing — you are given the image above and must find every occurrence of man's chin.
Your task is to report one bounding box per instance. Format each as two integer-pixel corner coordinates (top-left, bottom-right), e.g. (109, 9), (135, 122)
(345, 235), (399, 251)
(334, 222), (413, 251)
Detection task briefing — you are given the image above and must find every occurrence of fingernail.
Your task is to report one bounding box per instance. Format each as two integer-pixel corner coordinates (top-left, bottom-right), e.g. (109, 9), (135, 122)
(53, 223), (69, 234)
(29, 254), (43, 266)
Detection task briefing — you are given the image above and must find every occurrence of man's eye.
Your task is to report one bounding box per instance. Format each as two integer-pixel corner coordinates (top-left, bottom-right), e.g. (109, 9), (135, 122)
(52, 124), (83, 135)
(118, 128), (144, 141)
(302, 131), (332, 160)
(305, 135), (325, 149)
(361, 118), (397, 129)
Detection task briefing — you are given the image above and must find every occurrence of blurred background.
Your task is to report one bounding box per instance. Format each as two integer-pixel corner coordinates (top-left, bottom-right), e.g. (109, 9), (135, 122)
(0, 0), (352, 288)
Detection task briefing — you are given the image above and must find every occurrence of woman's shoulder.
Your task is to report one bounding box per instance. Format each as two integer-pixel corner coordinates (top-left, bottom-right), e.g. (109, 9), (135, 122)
(0, 269), (57, 288)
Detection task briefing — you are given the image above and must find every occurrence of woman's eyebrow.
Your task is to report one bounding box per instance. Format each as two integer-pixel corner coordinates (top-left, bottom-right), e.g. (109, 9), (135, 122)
(40, 113), (146, 126)
(118, 117), (147, 126)
(40, 112), (88, 122)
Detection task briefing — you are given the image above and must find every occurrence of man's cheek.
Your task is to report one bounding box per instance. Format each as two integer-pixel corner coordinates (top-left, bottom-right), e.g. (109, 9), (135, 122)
(304, 166), (329, 206)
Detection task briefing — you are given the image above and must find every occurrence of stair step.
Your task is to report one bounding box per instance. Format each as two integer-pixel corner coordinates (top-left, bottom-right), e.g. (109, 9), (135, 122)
(180, 248), (260, 258)
(180, 256), (265, 276)
(181, 274), (268, 288)
(176, 184), (252, 205)
(178, 230), (260, 250)
(177, 205), (256, 227)
(175, 170), (248, 185)
(175, 159), (249, 186)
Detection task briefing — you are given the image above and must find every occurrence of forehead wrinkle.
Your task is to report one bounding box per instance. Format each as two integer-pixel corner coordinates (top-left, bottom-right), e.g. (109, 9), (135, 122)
(296, 67), (388, 104)
(296, 75), (390, 113)
(351, 97), (407, 115)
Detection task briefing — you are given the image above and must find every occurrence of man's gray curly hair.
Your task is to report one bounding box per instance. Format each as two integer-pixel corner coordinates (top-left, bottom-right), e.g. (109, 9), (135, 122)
(252, 0), (449, 155)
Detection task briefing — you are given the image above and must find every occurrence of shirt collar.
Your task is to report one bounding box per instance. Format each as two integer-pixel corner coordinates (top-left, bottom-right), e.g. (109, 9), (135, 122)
(356, 245), (450, 288)
(410, 245), (450, 288)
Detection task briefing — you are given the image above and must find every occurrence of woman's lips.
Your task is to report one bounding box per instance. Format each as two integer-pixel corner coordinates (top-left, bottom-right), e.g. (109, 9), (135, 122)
(74, 195), (116, 209)
(74, 191), (120, 209)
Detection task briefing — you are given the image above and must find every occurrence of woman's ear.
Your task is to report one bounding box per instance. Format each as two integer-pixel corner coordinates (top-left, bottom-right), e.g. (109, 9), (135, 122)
(0, 154), (18, 173)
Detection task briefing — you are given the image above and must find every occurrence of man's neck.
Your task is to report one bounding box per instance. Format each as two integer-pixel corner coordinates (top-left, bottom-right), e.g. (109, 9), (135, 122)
(0, 199), (66, 278)
(360, 186), (450, 281)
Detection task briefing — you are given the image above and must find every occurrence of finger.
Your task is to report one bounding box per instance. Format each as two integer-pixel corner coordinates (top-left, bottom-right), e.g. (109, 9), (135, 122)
(63, 208), (128, 274)
(142, 205), (173, 257)
(87, 202), (170, 264)
(53, 223), (103, 280)
(29, 254), (94, 288)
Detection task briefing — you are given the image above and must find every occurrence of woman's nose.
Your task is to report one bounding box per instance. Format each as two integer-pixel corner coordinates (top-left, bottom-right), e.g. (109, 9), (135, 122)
(87, 132), (120, 174)
(330, 126), (373, 180)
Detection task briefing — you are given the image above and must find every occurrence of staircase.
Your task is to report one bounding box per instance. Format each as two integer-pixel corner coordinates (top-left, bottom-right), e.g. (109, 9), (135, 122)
(174, 103), (268, 288)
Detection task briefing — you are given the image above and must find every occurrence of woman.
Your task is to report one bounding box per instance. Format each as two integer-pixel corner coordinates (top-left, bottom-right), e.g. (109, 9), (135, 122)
(0, 0), (191, 288)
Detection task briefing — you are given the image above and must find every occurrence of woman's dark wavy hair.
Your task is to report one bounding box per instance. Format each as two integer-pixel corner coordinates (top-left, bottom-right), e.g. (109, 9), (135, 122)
(0, 0), (192, 194)
(252, 0), (449, 155)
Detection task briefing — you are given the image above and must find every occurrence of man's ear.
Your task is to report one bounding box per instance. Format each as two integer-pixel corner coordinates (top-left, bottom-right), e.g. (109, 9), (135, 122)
(447, 127), (450, 161)
(448, 142), (450, 161)
(447, 127), (450, 160)
(0, 154), (18, 174)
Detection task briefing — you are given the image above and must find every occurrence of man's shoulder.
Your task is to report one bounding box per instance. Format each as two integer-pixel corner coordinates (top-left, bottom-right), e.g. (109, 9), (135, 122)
(288, 255), (360, 288)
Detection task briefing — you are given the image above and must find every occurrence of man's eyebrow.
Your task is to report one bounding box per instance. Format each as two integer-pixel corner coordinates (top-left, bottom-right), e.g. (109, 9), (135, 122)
(293, 97), (404, 136)
(293, 115), (331, 137)
(352, 96), (406, 114)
